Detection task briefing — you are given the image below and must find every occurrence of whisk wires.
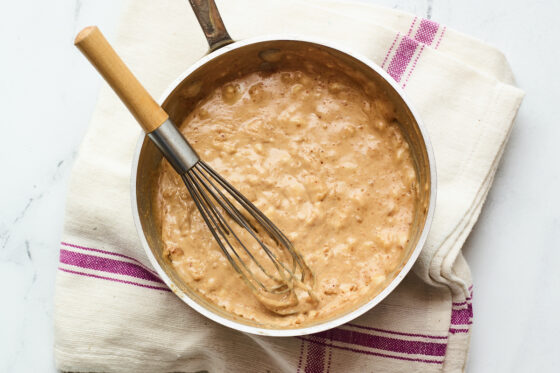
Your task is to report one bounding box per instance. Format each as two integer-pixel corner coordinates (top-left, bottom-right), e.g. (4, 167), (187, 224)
(181, 161), (316, 313)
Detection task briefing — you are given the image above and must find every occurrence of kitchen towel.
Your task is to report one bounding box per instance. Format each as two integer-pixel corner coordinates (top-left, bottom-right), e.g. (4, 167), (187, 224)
(54, 0), (524, 372)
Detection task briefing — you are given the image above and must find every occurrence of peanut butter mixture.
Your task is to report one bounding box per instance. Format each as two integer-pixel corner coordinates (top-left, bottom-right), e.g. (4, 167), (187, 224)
(154, 64), (417, 327)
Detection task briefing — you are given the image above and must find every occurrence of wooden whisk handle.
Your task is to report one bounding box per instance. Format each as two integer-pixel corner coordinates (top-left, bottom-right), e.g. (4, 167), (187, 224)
(74, 26), (168, 133)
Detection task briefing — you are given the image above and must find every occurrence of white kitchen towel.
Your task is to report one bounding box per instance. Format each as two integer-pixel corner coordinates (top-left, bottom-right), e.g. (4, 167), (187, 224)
(54, 0), (524, 372)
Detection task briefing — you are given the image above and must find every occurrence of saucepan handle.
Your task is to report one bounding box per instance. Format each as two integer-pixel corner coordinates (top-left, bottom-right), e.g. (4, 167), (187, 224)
(188, 0), (234, 52)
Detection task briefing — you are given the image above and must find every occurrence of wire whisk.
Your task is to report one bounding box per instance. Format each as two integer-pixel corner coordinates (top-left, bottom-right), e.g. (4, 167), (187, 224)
(74, 26), (316, 314)
(183, 161), (317, 314)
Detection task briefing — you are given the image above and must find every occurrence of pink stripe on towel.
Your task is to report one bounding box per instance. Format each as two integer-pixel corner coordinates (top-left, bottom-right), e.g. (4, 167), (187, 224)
(407, 17), (418, 37)
(346, 323), (448, 340)
(451, 304), (473, 325)
(415, 19), (439, 45)
(59, 268), (170, 292)
(381, 33), (400, 69)
(61, 241), (158, 276)
(59, 249), (164, 284)
(299, 337), (444, 364)
(314, 328), (447, 356)
(449, 328), (470, 335)
(435, 26), (447, 49)
(386, 36), (418, 82)
(402, 44), (425, 88)
(305, 339), (327, 373)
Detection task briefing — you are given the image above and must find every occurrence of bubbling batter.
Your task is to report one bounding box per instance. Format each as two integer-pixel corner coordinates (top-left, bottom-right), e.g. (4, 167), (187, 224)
(154, 60), (418, 327)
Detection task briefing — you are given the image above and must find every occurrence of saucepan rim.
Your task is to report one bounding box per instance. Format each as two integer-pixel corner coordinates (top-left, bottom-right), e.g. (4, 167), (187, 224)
(130, 34), (437, 337)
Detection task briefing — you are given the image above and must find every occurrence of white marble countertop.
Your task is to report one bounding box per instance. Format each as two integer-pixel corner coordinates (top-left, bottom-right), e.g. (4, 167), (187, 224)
(1, 0), (559, 371)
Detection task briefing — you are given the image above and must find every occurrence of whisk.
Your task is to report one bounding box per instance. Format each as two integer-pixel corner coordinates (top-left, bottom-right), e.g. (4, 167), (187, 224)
(75, 26), (316, 313)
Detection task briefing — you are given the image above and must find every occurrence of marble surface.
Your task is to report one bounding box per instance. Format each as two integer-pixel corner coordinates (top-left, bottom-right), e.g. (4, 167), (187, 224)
(1, 0), (558, 371)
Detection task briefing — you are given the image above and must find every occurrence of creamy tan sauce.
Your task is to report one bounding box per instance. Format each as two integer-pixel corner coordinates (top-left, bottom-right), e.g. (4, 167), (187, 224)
(154, 63), (417, 327)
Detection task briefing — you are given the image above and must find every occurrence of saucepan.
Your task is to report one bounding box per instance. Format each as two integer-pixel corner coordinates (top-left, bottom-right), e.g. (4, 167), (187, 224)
(130, 0), (436, 336)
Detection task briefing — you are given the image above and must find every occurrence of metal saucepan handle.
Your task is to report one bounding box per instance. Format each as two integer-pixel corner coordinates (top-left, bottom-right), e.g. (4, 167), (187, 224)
(188, 0), (234, 52)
